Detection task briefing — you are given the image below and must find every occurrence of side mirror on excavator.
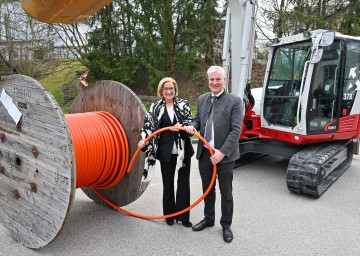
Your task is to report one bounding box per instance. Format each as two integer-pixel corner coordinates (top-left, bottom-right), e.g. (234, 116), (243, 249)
(310, 31), (335, 64)
(319, 31), (335, 47)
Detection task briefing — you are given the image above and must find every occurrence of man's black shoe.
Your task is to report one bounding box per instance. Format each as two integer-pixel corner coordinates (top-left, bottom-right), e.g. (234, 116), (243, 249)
(222, 227), (233, 243)
(192, 220), (214, 231)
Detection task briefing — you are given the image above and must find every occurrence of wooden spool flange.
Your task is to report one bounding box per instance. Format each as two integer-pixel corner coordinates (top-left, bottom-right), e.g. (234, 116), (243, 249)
(70, 80), (148, 207)
(0, 75), (148, 248)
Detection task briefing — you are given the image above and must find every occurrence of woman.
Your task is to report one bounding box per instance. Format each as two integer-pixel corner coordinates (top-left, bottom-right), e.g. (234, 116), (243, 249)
(138, 77), (194, 227)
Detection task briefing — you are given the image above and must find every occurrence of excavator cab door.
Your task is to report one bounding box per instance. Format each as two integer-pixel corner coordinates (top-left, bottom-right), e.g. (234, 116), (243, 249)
(307, 40), (360, 134)
(307, 42), (341, 134)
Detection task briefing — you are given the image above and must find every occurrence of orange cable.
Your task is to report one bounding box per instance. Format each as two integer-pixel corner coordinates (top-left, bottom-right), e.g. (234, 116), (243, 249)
(65, 111), (128, 189)
(94, 126), (217, 220)
(65, 112), (217, 220)
(94, 111), (128, 189)
(90, 112), (117, 188)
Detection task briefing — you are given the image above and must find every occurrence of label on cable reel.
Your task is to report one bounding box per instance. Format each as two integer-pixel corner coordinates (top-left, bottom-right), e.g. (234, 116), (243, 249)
(0, 88), (22, 124)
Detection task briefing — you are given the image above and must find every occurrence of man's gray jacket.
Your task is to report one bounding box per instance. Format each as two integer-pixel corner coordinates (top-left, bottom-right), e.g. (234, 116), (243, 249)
(192, 91), (243, 163)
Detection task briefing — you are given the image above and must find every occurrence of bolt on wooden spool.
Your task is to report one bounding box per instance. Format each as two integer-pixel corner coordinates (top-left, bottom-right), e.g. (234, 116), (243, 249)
(0, 74), (148, 248)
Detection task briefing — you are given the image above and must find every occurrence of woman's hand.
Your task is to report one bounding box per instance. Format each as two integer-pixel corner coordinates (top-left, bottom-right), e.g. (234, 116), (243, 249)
(138, 140), (148, 148)
(170, 123), (182, 132)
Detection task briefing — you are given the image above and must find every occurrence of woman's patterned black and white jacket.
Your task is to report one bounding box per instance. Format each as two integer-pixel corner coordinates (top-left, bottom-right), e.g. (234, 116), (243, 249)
(139, 97), (193, 167)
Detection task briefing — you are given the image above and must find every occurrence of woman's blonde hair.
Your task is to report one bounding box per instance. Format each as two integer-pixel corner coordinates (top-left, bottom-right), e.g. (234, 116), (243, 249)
(157, 77), (178, 98)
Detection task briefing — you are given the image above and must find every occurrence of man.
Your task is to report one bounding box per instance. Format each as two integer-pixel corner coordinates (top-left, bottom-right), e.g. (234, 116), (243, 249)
(313, 84), (330, 117)
(313, 84), (325, 101)
(184, 65), (243, 243)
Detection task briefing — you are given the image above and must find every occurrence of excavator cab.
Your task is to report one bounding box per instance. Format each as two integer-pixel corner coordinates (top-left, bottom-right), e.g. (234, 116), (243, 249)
(261, 31), (360, 143)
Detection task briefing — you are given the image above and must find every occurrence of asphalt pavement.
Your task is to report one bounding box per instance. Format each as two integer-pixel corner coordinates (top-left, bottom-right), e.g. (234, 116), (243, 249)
(1, 153), (360, 256)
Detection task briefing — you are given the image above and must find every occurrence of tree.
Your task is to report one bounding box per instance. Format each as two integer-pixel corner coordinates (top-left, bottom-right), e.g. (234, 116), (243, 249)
(338, 0), (360, 36)
(258, 0), (360, 39)
(83, 0), (225, 91)
(0, 0), (64, 78)
(0, 0), (227, 93)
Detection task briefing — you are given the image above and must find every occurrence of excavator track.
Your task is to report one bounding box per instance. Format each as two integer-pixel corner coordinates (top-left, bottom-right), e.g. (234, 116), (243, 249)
(286, 140), (354, 198)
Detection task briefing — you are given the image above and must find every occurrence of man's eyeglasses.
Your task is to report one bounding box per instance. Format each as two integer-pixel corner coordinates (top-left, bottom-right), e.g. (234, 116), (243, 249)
(163, 87), (175, 91)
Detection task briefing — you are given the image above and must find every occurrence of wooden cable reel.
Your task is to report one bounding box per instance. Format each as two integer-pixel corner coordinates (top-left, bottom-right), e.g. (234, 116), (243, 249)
(19, 0), (113, 24)
(0, 74), (147, 248)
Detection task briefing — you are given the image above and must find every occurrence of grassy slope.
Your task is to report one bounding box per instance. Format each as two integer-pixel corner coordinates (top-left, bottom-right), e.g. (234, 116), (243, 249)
(39, 60), (86, 112)
(38, 59), (265, 115)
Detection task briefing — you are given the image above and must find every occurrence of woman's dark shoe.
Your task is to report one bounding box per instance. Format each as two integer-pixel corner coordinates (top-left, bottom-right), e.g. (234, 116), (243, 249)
(181, 221), (192, 228)
(175, 220), (192, 228)
(166, 219), (174, 226)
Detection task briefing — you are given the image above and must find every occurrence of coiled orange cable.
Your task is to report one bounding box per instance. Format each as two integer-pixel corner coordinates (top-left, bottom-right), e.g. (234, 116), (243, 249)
(65, 112), (217, 220)
(65, 111), (128, 189)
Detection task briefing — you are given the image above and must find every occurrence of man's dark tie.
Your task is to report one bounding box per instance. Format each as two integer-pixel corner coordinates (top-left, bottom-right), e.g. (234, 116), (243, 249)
(205, 96), (216, 141)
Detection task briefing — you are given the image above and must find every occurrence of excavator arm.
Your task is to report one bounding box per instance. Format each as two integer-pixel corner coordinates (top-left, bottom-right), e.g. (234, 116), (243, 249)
(223, 0), (257, 100)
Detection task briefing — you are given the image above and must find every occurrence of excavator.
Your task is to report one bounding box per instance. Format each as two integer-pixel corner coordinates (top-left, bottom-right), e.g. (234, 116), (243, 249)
(16, 0), (360, 198)
(225, 0), (360, 198)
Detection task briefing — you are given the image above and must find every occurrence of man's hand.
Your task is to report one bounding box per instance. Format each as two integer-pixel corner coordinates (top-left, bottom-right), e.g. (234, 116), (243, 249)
(210, 149), (225, 165)
(184, 125), (196, 135)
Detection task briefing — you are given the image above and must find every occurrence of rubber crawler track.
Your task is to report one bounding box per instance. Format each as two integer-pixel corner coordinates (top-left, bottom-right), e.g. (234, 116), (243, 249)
(286, 140), (353, 198)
